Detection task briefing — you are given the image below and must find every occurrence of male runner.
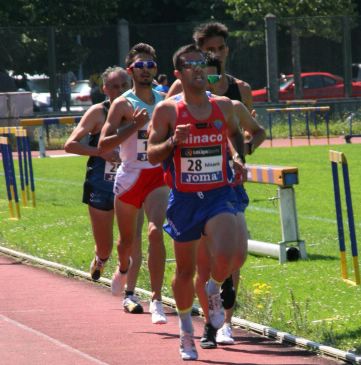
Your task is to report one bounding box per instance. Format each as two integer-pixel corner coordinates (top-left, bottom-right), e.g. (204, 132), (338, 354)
(147, 44), (247, 360)
(98, 43), (168, 324)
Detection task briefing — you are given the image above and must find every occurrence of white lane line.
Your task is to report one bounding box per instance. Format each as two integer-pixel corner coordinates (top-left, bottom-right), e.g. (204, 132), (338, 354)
(0, 314), (110, 365)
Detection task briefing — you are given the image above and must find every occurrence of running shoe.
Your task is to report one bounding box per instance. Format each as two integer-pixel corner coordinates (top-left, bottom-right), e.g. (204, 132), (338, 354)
(206, 281), (225, 329)
(220, 275), (236, 310)
(123, 294), (144, 314)
(200, 323), (217, 349)
(149, 300), (167, 324)
(216, 323), (235, 345)
(111, 257), (132, 296)
(90, 257), (104, 281)
(179, 331), (198, 361)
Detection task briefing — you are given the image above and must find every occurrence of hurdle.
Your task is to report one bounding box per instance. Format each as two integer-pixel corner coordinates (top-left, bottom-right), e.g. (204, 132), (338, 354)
(344, 112), (361, 143)
(0, 136), (20, 219)
(20, 116), (82, 157)
(0, 127), (36, 208)
(267, 106), (331, 146)
(246, 164), (307, 263)
(329, 150), (360, 285)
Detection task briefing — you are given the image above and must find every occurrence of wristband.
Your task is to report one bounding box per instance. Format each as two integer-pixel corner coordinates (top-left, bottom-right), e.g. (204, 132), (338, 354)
(170, 135), (176, 147)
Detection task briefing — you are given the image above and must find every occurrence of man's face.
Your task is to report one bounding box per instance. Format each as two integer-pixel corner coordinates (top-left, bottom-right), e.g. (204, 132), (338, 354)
(104, 71), (130, 100)
(200, 36), (229, 71)
(128, 53), (157, 87)
(178, 51), (207, 91)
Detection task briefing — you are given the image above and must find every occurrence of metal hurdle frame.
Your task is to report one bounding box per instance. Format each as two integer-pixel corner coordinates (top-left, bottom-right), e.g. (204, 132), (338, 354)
(246, 164), (307, 264)
(0, 136), (21, 219)
(329, 150), (360, 286)
(0, 127), (36, 208)
(267, 106), (331, 146)
(20, 116), (81, 158)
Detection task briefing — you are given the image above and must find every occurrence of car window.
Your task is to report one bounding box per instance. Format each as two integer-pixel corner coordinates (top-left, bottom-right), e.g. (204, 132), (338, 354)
(27, 79), (49, 92)
(302, 76), (323, 89)
(72, 81), (90, 92)
(322, 76), (337, 87)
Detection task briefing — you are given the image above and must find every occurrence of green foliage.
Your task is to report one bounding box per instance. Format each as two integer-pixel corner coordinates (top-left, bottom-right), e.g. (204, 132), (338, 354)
(223, 0), (359, 45)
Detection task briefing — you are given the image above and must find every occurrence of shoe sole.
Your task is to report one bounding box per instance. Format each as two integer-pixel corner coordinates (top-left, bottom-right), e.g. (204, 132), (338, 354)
(91, 269), (101, 281)
(200, 342), (217, 349)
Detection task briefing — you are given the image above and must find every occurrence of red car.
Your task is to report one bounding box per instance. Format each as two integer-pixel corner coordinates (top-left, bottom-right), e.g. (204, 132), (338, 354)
(252, 72), (361, 102)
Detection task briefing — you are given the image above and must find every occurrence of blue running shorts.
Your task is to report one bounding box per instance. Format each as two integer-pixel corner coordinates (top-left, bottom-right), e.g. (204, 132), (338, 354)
(82, 181), (114, 211)
(233, 185), (249, 214)
(164, 185), (239, 242)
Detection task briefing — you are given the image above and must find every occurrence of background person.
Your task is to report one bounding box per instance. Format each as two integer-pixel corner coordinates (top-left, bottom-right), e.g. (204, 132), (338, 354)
(154, 73), (169, 93)
(57, 62), (76, 112)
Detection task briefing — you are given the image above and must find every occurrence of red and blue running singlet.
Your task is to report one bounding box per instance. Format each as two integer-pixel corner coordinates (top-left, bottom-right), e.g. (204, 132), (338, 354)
(165, 97), (230, 192)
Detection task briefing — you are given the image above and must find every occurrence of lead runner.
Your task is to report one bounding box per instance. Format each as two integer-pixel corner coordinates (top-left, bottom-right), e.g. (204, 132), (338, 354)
(147, 44), (247, 361)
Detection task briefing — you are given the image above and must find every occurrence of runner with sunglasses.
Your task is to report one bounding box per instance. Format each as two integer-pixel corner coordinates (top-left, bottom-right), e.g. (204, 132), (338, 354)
(64, 67), (146, 290)
(148, 44), (247, 361)
(194, 53), (266, 349)
(98, 43), (168, 324)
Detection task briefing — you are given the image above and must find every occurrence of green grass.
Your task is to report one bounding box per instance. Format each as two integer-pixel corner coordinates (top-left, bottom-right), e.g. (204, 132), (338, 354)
(1, 144), (361, 353)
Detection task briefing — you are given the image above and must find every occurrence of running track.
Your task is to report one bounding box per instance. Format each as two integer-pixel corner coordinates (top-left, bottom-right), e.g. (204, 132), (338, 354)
(0, 254), (342, 365)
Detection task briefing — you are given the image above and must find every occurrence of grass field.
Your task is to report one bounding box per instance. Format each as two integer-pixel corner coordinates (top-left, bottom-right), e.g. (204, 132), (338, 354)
(0, 143), (360, 354)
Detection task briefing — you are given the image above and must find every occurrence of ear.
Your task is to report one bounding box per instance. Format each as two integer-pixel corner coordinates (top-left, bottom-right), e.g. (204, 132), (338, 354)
(174, 69), (181, 80)
(126, 67), (132, 75)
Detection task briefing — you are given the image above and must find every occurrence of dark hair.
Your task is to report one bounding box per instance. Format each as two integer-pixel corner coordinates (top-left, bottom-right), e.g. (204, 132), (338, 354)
(205, 53), (221, 75)
(101, 66), (128, 85)
(125, 43), (157, 67)
(157, 74), (168, 84)
(193, 22), (229, 48)
(172, 44), (202, 71)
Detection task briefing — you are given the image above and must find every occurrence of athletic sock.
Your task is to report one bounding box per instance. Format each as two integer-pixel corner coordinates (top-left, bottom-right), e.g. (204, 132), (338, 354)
(177, 307), (193, 334)
(207, 277), (222, 295)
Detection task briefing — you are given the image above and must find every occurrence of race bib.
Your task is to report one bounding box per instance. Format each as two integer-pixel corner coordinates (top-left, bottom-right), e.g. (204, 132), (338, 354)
(104, 161), (120, 182)
(180, 146), (224, 185)
(136, 129), (148, 161)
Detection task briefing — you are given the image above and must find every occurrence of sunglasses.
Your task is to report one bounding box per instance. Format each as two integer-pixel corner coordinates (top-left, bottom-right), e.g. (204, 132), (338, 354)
(130, 60), (157, 69)
(181, 60), (207, 70)
(207, 74), (221, 84)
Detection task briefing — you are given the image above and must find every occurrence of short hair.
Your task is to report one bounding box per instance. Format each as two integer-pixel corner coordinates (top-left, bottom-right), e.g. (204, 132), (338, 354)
(125, 43), (157, 67)
(205, 53), (222, 75)
(157, 74), (168, 84)
(101, 66), (128, 85)
(172, 44), (203, 71)
(193, 22), (229, 48)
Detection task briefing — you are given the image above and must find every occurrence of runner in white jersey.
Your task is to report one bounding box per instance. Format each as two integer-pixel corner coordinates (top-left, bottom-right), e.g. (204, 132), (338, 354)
(98, 43), (169, 324)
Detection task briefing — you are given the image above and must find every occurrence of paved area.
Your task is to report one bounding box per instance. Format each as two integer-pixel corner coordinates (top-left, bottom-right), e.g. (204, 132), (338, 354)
(0, 253), (343, 365)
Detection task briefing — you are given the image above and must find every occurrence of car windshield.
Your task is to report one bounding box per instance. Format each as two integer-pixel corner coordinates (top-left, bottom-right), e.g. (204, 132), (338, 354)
(27, 79), (49, 93)
(72, 81), (89, 93)
(279, 76), (294, 89)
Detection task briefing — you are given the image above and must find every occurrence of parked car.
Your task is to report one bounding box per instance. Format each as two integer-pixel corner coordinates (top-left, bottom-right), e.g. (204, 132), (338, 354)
(71, 80), (92, 109)
(252, 72), (361, 102)
(19, 75), (52, 112)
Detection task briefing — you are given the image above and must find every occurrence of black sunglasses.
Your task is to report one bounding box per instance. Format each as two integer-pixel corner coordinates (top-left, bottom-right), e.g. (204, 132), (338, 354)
(131, 61), (157, 69)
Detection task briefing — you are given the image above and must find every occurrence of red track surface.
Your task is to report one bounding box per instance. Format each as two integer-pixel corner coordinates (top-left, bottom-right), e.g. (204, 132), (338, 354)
(0, 254), (342, 365)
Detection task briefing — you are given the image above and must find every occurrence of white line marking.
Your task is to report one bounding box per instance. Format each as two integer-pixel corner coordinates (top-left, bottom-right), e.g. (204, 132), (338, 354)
(0, 314), (110, 365)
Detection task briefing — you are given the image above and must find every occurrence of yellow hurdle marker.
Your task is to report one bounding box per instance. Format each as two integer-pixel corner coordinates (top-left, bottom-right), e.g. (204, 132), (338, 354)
(329, 150), (360, 285)
(0, 136), (21, 219)
(245, 164), (306, 263)
(266, 106), (331, 146)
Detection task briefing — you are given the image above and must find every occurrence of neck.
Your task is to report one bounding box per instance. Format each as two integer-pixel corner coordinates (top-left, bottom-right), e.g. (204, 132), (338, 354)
(133, 83), (155, 104)
(182, 89), (208, 107)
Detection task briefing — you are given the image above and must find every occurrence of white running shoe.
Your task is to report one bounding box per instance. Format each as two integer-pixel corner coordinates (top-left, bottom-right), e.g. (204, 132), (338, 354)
(123, 295), (144, 314)
(149, 300), (167, 324)
(216, 323), (235, 345)
(111, 257), (132, 296)
(179, 331), (198, 361)
(206, 281), (225, 329)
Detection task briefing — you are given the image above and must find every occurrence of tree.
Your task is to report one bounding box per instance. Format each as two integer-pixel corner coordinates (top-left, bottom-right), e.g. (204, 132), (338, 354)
(224, 0), (359, 100)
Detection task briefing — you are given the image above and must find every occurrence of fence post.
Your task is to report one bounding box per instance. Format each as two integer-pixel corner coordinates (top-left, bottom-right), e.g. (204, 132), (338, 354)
(342, 16), (352, 98)
(265, 14), (279, 103)
(117, 19), (129, 68)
